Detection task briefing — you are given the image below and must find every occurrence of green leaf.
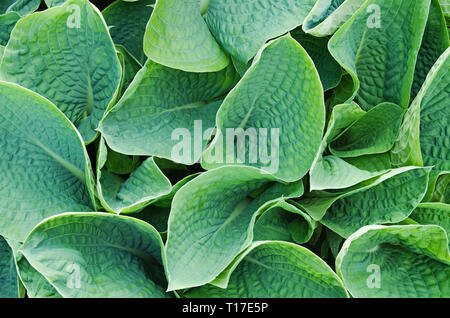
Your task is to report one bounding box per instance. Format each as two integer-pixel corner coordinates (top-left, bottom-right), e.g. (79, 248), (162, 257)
(96, 138), (172, 214)
(411, 0), (449, 99)
(115, 44), (142, 100)
(99, 60), (238, 164)
(103, 0), (154, 64)
(0, 0), (121, 143)
(0, 81), (95, 242)
(202, 34), (325, 182)
(16, 254), (62, 298)
(302, 0), (365, 37)
(329, 102), (404, 157)
(0, 236), (20, 298)
(165, 166), (303, 291)
(1, 0), (40, 15)
(143, 0), (229, 72)
(321, 167), (431, 237)
(291, 27), (342, 91)
(392, 47), (450, 171)
(253, 200), (315, 245)
(410, 203), (450, 242)
(20, 212), (171, 298)
(204, 0), (316, 63)
(328, 0), (431, 110)
(185, 241), (349, 298)
(131, 173), (200, 233)
(309, 102), (389, 191)
(0, 11), (20, 46)
(298, 166), (430, 224)
(310, 155), (386, 191)
(336, 225), (450, 297)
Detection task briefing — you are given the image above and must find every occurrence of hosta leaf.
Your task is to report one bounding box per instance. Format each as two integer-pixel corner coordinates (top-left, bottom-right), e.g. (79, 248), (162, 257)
(298, 166), (430, 224)
(204, 0), (316, 63)
(131, 173), (200, 233)
(96, 138), (172, 214)
(100, 61), (238, 164)
(309, 102), (388, 191)
(321, 167), (431, 237)
(16, 254), (62, 298)
(0, 81), (95, 242)
(0, 11), (20, 46)
(422, 170), (449, 202)
(411, 0), (449, 99)
(20, 212), (171, 298)
(0, 236), (20, 298)
(328, 0), (431, 110)
(291, 28), (342, 91)
(165, 166), (303, 291)
(186, 241), (349, 298)
(202, 35), (325, 182)
(336, 225), (450, 297)
(143, 0), (229, 72)
(440, 0), (450, 16)
(302, 0), (365, 37)
(1, 0), (40, 15)
(253, 200), (315, 245)
(103, 0), (154, 64)
(329, 102), (404, 157)
(116, 45), (142, 99)
(410, 203), (450, 241)
(310, 155), (386, 191)
(0, 0), (121, 143)
(392, 47), (450, 171)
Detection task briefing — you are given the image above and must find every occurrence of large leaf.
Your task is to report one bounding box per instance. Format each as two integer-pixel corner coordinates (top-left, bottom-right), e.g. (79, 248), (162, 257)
(165, 166), (303, 291)
(204, 0), (316, 63)
(115, 44), (142, 99)
(310, 155), (386, 191)
(320, 167), (431, 237)
(0, 236), (20, 298)
(16, 255), (62, 298)
(392, 47), (450, 171)
(96, 138), (172, 214)
(302, 0), (365, 37)
(309, 102), (388, 191)
(329, 102), (404, 157)
(328, 0), (431, 110)
(0, 11), (20, 46)
(411, 0), (449, 99)
(291, 27), (342, 91)
(0, 0), (121, 143)
(336, 225), (450, 297)
(0, 0), (40, 15)
(0, 81), (95, 242)
(298, 167), (429, 221)
(253, 200), (315, 245)
(202, 34), (325, 182)
(143, 0), (229, 72)
(100, 61), (237, 164)
(103, 0), (154, 64)
(186, 241), (349, 298)
(410, 203), (450, 242)
(20, 212), (171, 298)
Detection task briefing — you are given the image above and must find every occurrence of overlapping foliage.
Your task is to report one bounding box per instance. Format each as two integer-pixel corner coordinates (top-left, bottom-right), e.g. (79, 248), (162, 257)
(0, 0), (449, 298)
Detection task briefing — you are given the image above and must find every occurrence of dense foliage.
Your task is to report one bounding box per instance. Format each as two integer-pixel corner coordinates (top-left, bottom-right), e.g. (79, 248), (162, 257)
(0, 0), (449, 298)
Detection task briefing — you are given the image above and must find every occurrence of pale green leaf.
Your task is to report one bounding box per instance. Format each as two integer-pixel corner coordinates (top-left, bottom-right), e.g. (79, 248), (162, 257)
(202, 34), (325, 182)
(20, 212), (171, 298)
(336, 225), (450, 297)
(0, 0), (121, 143)
(0, 81), (95, 242)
